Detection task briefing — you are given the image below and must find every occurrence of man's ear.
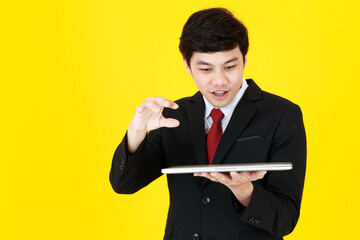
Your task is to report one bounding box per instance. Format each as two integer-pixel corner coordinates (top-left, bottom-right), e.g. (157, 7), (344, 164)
(244, 55), (247, 68)
(183, 57), (192, 74)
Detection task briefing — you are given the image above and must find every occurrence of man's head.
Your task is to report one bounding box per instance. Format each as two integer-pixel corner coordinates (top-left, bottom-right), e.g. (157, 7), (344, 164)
(179, 8), (249, 108)
(179, 8), (249, 67)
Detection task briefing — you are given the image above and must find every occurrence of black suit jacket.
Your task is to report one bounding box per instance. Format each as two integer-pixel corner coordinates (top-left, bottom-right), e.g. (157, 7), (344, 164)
(110, 79), (306, 240)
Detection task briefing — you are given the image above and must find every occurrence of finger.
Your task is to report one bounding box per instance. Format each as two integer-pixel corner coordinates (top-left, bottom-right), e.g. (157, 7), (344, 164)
(194, 172), (206, 177)
(205, 173), (221, 182)
(229, 171), (241, 182)
(142, 100), (162, 113)
(159, 117), (180, 128)
(248, 171), (267, 179)
(195, 172), (219, 182)
(255, 170), (267, 179)
(239, 171), (252, 180)
(210, 172), (231, 184)
(135, 105), (145, 113)
(240, 171), (267, 181)
(146, 97), (179, 110)
(166, 100), (179, 110)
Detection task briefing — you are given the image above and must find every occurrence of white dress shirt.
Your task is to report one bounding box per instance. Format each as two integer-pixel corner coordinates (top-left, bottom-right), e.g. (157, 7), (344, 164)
(203, 78), (248, 134)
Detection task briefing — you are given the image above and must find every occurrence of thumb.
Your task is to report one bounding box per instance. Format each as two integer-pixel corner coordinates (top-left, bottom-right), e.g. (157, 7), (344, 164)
(159, 117), (180, 128)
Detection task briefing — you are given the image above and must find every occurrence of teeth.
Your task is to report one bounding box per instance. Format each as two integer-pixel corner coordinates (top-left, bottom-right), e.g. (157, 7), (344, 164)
(214, 91), (225, 95)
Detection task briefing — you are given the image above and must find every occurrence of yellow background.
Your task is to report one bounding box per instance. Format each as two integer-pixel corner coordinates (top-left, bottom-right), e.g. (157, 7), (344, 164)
(1, 0), (360, 239)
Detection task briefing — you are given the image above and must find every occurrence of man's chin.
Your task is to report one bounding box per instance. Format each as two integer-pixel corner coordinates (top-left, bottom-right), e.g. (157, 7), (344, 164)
(208, 99), (231, 108)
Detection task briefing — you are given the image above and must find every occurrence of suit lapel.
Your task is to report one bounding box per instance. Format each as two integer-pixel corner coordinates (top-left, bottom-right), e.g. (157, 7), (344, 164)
(187, 92), (208, 165)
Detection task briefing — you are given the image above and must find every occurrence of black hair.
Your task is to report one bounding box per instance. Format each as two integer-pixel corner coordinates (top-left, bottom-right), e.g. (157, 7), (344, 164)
(179, 8), (249, 67)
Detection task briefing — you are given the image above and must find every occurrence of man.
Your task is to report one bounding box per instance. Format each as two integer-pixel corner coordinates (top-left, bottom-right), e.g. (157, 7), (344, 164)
(110, 8), (306, 240)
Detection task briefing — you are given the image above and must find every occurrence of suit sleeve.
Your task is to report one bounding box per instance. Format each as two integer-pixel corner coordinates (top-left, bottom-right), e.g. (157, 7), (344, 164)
(235, 104), (306, 237)
(109, 128), (164, 194)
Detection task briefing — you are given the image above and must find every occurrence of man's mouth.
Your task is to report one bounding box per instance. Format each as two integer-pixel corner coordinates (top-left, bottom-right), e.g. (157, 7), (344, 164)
(211, 90), (229, 99)
(213, 91), (226, 96)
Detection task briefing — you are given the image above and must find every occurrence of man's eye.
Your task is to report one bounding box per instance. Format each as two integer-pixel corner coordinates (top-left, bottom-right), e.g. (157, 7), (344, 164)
(225, 65), (236, 70)
(200, 68), (211, 72)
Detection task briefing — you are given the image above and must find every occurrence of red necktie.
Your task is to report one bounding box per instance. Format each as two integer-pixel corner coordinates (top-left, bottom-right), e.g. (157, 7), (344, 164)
(207, 108), (224, 164)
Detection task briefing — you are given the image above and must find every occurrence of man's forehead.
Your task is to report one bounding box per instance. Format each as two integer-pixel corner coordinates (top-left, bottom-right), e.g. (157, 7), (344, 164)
(192, 48), (243, 65)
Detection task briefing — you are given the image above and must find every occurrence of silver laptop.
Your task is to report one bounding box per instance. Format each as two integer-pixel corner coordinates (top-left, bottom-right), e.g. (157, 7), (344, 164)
(161, 162), (292, 174)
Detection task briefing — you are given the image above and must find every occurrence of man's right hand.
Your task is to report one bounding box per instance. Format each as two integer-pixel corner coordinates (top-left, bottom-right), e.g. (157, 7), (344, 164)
(127, 97), (180, 154)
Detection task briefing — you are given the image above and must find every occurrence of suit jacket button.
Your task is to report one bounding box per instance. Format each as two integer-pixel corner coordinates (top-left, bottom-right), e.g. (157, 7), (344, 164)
(192, 233), (200, 240)
(119, 157), (126, 170)
(202, 197), (211, 205)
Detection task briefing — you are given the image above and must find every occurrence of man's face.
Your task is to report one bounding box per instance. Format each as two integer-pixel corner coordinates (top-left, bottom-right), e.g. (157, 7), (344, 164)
(184, 47), (246, 108)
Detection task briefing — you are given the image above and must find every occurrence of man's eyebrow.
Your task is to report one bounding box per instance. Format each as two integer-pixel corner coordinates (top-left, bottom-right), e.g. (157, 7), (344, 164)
(196, 60), (214, 66)
(224, 57), (239, 64)
(195, 57), (239, 66)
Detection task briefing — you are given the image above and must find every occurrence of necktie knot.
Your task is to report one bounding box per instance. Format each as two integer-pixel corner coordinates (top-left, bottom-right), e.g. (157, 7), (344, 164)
(211, 108), (224, 123)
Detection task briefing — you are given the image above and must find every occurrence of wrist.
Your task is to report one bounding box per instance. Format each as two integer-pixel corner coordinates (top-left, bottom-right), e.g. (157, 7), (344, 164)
(127, 124), (147, 154)
(232, 182), (254, 207)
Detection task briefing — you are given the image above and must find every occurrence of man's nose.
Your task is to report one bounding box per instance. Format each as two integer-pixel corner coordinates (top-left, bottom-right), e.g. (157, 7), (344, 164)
(211, 69), (227, 86)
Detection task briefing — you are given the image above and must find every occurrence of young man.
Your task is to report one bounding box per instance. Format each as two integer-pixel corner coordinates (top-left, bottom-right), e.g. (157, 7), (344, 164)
(110, 8), (306, 240)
